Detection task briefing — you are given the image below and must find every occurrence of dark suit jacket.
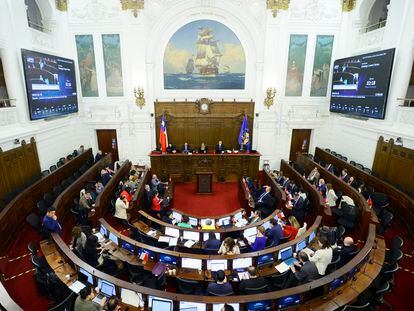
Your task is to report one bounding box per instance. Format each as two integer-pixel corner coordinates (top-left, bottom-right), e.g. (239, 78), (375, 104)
(292, 196), (306, 219)
(204, 238), (221, 250)
(294, 261), (319, 284)
(335, 245), (358, 267)
(239, 277), (268, 294)
(182, 144), (192, 153)
(215, 144), (225, 153)
(143, 189), (153, 210)
(256, 196), (275, 218)
(341, 174), (350, 183)
(166, 145), (175, 153)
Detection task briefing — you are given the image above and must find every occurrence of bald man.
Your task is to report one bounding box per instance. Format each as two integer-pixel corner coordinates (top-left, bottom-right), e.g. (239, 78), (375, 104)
(335, 236), (358, 267)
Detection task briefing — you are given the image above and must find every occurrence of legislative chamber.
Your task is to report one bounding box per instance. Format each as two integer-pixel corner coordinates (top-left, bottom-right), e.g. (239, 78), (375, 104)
(0, 1), (413, 311)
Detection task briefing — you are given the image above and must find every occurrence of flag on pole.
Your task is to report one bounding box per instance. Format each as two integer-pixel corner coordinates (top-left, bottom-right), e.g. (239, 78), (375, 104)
(159, 114), (168, 152)
(238, 115), (250, 150)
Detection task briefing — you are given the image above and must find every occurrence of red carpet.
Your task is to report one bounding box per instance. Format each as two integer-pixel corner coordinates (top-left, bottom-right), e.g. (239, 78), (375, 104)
(172, 182), (241, 217)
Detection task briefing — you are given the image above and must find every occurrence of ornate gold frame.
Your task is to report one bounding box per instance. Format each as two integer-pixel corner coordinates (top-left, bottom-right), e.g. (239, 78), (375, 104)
(266, 0), (290, 18)
(120, 0), (144, 18)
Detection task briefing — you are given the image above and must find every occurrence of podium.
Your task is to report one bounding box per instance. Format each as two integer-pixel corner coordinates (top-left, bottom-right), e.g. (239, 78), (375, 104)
(196, 172), (213, 194)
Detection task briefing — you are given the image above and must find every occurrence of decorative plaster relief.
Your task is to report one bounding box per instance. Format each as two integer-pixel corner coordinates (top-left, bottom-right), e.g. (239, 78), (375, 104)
(289, 0), (342, 23)
(31, 30), (54, 50)
(398, 108), (414, 125)
(69, 0), (120, 22)
(0, 108), (17, 126)
(355, 28), (384, 52)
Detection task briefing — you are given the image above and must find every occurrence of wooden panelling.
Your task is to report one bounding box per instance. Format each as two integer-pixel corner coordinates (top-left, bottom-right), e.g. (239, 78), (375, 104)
(289, 129), (312, 161)
(0, 149), (94, 256)
(0, 138), (41, 204)
(154, 101), (254, 149)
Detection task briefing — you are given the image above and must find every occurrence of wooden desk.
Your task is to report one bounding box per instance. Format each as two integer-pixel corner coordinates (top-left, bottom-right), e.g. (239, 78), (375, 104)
(150, 151), (261, 182)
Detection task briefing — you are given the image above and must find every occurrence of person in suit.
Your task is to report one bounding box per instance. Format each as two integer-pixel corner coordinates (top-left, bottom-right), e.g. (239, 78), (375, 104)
(94, 150), (103, 163)
(307, 167), (320, 182)
(267, 218), (284, 246)
(255, 186), (275, 218)
(335, 236), (358, 267)
(182, 142), (192, 153)
(207, 270), (233, 296)
(106, 296), (121, 311)
(83, 235), (102, 268)
(340, 169), (350, 183)
(143, 184), (153, 210)
(238, 266), (268, 294)
(348, 176), (359, 190)
(291, 192), (306, 224)
(285, 251), (320, 287)
(204, 232), (221, 250)
(166, 143), (176, 153)
(74, 285), (106, 311)
(282, 177), (290, 189)
(43, 206), (62, 236)
(248, 210), (262, 224)
(199, 142), (208, 153)
(215, 140), (225, 154)
(325, 163), (335, 173)
(161, 211), (174, 224)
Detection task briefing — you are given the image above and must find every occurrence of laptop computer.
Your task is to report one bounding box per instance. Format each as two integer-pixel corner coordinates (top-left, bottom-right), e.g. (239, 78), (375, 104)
(278, 246), (298, 266)
(92, 279), (116, 305)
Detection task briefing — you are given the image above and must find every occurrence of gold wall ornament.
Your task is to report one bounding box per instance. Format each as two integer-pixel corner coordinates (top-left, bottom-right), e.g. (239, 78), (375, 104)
(264, 87), (276, 109)
(267, 0), (290, 18)
(342, 0), (357, 12)
(120, 0), (144, 18)
(134, 87), (145, 109)
(55, 0), (67, 11)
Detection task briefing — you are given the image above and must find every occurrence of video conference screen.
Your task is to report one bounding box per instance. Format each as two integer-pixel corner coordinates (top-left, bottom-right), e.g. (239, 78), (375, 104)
(21, 49), (78, 120)
(329, 48), (395, 119)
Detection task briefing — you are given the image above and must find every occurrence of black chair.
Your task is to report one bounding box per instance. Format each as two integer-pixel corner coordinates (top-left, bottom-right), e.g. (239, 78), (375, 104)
(102, 255), (125, 277)
(381, 263), (399, 289)
(41, 170), (50, 177)
(31, 254), (50, 274)
(59, 157), (66, 163)
(363, 167), (372, 174)
(342, 156), (348, 161)
(56, 160), (64, 168)
(387, 249), (403, 265)
(26, 213), (42, 234)
(61, 179), (71, 189)
(37, 200), (48, 216)
(355, 163), (364, 170)
(53, 186), (63, 197)
(268, 270), (289, 290)
(125, 262), (145, 285)
(47, 290), (77, 311)
(377, 210), (393, 234)
(67, 176), (76, 184)
(278, 235), (290, 245)
(350, 160), (356, 166)
(244, 283), (268, 295)
(339, 302), (370, 310)
(204, 248), (220, 255)
(73, 171), (81, 179)
(79, 165), (88, 174)
(336, 225), (346, 242)
(207, 286), (233, 296)
(331, 151), (337, 156)
(43, 193), (54, 206)
(373, 280), (392, 309)
(386, 236), (403, 262)
(49, 165), (57, 172)
(325, 148), (331, 152)
(28, 241), (38, 256)
(177, 277), (203, 294)
(326, 255), (341, 274)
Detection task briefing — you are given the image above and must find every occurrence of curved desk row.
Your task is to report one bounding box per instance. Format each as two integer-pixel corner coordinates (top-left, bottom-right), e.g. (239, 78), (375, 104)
(315, 146), (414, 241)
(295, 153), (377, 240)
(0, 148), (94, 256)
(42, 223), (384, 310)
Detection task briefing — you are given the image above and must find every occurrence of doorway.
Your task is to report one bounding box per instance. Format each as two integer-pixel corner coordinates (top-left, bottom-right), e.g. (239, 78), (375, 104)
(289, 129), (312, 161)
(96, 129), (119, 162)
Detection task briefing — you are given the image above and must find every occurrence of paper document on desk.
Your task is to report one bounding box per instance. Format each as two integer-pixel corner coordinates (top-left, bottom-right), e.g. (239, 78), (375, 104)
(246, 235), (256, 244)
(146, 230), (157, 237)
(68, 280), (85, 293)
(238, 240), (246, 247)
(121, 288), (142, 307)
(238, 271), (250, 280)
(158, 236), (171, 243)
(94, 232), (104, 242)
(275, 262), (290, 273)
(184, 240), (196, 248)
(302, 247), (314, 256)
(169, 238), (178, 246)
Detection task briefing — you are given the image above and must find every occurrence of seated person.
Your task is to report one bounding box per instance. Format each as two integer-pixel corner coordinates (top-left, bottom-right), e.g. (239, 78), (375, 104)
(291, 192), (306, 224)
(326, 183), (338, 207)
(202, 219), (216, 230)
(340, 169), (350, 183)
(298, 188), (307, 201)
(348, 176), (359, 190)
(282, 216), (300, 240)
(151, 191), (163, 217)
(325, 163), (335, 173)
(204, 232), (221, 250)
(43, 206), (62, 236)
(238, 266), (268, 294)
(79, 191), (95, 212)
(287, 181), (299, 195)
(75, 285), (106, 311)
(177, 215), (193, 228)
(106, 296), (121, 311)
(70, 226), (87, 254)
(182, 142), (192, 154)
(100, 166), (113, 186)
(199, 142), (208, 153)
(83, 235), (102, 267)
(267, 218), (284, 246)
(215, 140), (225, 154)
(317, 179), (327, 197)
(309, 237), (333, 276)
(207, 270), (233, 296)
(166, 143), (176, 153)
(307, 167), (320, 182)
(94, 181), (104, 194)
(248, 210), (262, 224)
(255, 186), (275, 218)
(249, 226), (267, 251)
(221, 305), (235, 311)
(233, 209), (249, 227)
(94, 150), (103, 163)
(285, 251), (319, 288)
(120, 187), (133, 203)
(335, 236), (358, 267)
(218, 237), (240, 255)
(318, 226), (338, 247)
(161, 210), (174, 224)
(114, 195), (130, 221)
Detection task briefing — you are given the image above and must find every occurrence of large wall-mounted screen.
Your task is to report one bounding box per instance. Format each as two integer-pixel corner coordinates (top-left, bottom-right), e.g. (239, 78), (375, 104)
(329, 48), (395, 119)
(21, 49), (78, 120)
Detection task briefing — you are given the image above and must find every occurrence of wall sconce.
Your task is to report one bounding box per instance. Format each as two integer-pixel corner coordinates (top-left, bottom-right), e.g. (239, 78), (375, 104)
(134, 87), (145, 109)
(267, 0), (290, 18)
(120, 0), (144, 18)
(264, 87), (276, 109)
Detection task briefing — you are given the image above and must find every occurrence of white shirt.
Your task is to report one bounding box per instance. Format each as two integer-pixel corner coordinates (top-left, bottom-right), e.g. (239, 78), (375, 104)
(310, 247), (333, 275)
(114, 198), (128, 220)
(326, 189), (338, 207)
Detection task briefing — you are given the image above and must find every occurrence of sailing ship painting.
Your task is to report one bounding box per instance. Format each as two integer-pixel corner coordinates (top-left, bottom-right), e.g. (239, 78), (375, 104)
(164, 20), (245, 89)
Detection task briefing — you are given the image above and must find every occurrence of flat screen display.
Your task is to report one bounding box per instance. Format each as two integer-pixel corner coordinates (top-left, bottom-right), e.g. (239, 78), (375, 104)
(330, 48), (395, 119)
(21, 49), (78, 120)
(158, 254), (178, 266)
(246, 300), (272, 311)
(181, 258), (202, 270)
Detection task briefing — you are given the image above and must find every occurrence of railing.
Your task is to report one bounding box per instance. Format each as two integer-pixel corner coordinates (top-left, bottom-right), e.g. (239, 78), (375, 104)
(0, 98), (16, 108)
(397, 97), (414, 107)
(27, 20), (51, 33)
(359, 20), (387, 33)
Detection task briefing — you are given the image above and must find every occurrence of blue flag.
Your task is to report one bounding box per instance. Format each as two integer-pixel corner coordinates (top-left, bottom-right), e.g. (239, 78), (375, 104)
(238, 115), (250, 150)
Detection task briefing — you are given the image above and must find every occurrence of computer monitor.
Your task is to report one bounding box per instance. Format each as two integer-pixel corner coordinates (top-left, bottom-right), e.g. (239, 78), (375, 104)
(329, 277), (345, 292)
(203, 232), (220, 241)
(151, 298), (173, 311)
(97, 279), (116, 296)
(172, 211), (182, 222)
(262, 221), (271, 231)
(138, 248), (155, 261)
(179, 302), (206, 311)
(295, 239), (307, 252)
(234, 211), (243, 221)
(218, 216), (231, 226)
(233, 258), (252, 270)
(278, 246), (293, 261)
(309, 230), (316, 243)
(257, 254), (274, 266)
(181, 258), (202, 270)
(243, 227), (257, 238)
(183, 230), (199, 241)
(148, 296), (173, 308)
(120, 288), (142, 308)
(79, 267), (93, 284)
(189, 217), (198, 226)
(165, 227), (180, 238)
(212, 304), (239, 311)
(246, 300), (272, 311)
(108, 231), (118, 245)
(121, 240), (134, 253)
(278, 294), (301, 309)
(158, 254), (178, 266)
(100, 225), (108, 238)
(207, 259), (227, 271)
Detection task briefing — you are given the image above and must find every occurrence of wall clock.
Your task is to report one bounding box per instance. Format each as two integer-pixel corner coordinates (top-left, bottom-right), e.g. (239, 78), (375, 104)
(196, 98), (213, 115)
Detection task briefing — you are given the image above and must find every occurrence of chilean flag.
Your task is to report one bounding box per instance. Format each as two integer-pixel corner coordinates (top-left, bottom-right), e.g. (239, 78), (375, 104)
(159, 114), (168, 152)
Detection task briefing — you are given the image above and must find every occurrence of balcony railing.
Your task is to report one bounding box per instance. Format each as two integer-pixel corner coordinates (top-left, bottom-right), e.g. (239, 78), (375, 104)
(0, 98), (15, 108)
(359, 20), (387, 34)
(28, 20), (51, 33)
(397, 97), (414, 107)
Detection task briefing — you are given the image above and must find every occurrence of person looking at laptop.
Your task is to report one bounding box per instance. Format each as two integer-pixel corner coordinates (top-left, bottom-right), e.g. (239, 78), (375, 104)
(74, 285), (106, 311)
(284, 251), (319, 288)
